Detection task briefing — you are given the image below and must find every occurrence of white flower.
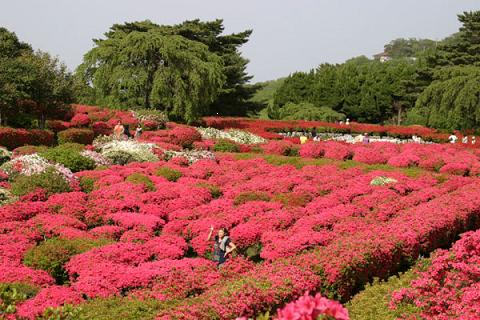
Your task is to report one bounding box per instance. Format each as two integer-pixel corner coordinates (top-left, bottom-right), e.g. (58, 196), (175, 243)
(99, 140), (158, 165)
(0, 154), (75, 182)
(196, 127), (266, 144)
(164, 149), (215, 164)
(80, 150), (112, 166)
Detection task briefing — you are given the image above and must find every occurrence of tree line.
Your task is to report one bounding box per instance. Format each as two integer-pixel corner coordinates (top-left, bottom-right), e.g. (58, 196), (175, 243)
(267, 11), (480, 131)
(0, 19), (260, 127)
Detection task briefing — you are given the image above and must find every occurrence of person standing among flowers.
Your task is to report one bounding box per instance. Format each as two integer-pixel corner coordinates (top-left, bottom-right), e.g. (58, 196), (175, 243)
(113, 121), (124, 139)
(123, 124), (132, 140)
(134, 124), (143, 139)
(207, 225), (236, 267)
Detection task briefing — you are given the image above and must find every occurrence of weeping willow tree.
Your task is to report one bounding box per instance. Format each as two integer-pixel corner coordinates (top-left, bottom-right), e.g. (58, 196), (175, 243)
(77, 24), (225, 123)
(406, 66), (480, 130)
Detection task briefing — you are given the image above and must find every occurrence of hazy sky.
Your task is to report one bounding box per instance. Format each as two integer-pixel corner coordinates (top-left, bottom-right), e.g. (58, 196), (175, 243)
(1, 1), (479, 82)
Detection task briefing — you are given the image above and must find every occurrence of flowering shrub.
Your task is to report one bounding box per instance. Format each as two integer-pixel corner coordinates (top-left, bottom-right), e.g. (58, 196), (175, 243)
(168, 126), (202, 148)
(58, 128), (95, 145)
(92, 121), (112, 136)
(163, 150), (215, 164)
(39, 143), (96, 173)
(214, 139), (241, 152)
(275, 292), (349, 320)
(197, 127), (267, 144)
(70, 114), (91, 127)
(1, 154), (74, 182)
(99, 140), (158, 165)
(390, 230), (480, 319)
(0, 128), (54, 150)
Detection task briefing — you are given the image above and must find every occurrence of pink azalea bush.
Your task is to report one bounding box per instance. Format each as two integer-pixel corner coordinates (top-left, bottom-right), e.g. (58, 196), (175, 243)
(275, 292), (349, 320)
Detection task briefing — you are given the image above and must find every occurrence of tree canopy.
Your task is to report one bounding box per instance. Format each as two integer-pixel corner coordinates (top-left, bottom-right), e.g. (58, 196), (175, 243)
(0, 28), (73, 128)
(77, 20), (257, 123)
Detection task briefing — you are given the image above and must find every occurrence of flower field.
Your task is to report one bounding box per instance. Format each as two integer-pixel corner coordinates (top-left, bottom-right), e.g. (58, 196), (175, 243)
(1, 107), (480, 319)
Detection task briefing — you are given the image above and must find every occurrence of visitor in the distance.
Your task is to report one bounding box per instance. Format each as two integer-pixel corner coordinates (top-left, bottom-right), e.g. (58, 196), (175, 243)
(134, 124), (143, 139)
(123, 124), (131, 140)
(207, 226), (236, 267)
(311, 127), (317, 140)
(448, 132), (458, 144)
(113, 121), (124, 139)
(362, 133), (370, 144)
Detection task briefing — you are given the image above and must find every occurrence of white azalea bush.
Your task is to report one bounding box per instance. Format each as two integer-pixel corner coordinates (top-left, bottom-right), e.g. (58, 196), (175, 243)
(163, 149), (216, 164)
(0, 187), (17, 205)
(98, 140), (159, 165)
(0, 154), (75, 182)
(196, 127), (267, 144)
(80, 150), (112, 167)
(370, 176), (398, 186)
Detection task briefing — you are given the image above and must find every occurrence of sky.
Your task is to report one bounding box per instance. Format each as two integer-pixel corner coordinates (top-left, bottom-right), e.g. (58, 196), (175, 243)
(1, 0), (479, 82)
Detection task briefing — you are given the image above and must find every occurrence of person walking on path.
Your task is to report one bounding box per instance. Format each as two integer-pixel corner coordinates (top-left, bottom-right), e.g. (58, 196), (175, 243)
(207, 226), (236, 267)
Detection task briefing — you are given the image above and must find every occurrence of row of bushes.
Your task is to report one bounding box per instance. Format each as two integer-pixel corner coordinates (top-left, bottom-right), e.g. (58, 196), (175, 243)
(0, 128), (95, 150)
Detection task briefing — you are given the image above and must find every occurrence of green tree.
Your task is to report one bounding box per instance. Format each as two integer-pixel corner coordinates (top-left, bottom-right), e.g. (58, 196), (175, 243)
(406, 66), (480, 130)
(0, 27), (33, 125)
(0, 28), (73, 128)
(432, 11), (480, 67)
(78, 21), (225, 123)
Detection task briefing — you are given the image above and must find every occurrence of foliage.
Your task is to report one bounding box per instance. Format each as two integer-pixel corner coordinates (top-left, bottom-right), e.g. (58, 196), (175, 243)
(213, 139), (240, 152)
(271, 58), (417, 124)
(0, 282), (39, 316)
(40, 143), (96, 173)
(99, 140), (158, 165)
(38, 304), (83, 320)
(0, 127), (54, 150)
(196, 182), (222, 199)
(75, 297), (168, 320)
(346, 268), (421, 320)
(23, 238), (111, 284)
(233, 191), (270, 206)
(406, 66), (480, 130)
(10, 167), (72, 196)
(79, 176), (96, 193)
(276, 102), (346, 122)
(77, 20), (225, 124)
(125, 173), (156, 191)
(58, 128), (95, 145)
(383, 38), (436, 59)
(155, 166), (183, 182)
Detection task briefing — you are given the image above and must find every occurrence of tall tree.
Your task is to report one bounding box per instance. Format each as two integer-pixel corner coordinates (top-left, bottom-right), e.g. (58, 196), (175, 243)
(78, 23), (225, 123)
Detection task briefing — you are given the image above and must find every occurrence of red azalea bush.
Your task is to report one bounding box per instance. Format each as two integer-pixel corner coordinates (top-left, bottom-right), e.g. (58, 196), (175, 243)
(389, 229), (480, 319)
(46, 120), (71, 133)
(0, 128), (54, 149)
(70, 114), (91, 127)
(92, 121), (112, 136)
(299, 142), (325, 158)
(275, 292), (349, 320)
(168, 126), (202, 148)
(57, 128), (95, 145)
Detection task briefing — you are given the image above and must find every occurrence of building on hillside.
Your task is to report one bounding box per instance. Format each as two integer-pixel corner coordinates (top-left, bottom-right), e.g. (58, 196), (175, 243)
(373, 52), (392, 63)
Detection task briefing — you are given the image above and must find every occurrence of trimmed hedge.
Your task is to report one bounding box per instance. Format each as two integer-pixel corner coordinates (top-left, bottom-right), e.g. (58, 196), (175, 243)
(0, 128), (54, 150)
(58, 128), (95, 145)
(10, 168), (71, 197)
(39, 144), (95, 173)
(23, 238), (111, 284)
(155, 167), (183, 182)
(213, 139), (240, 153)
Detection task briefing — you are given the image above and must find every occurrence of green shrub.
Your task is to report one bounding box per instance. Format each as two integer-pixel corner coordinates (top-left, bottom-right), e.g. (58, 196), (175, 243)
(0, 282), (39, 316)
(233, 191), (270, 206)
(10, 168), (71, 197)
(38, 304), (83, 320)
(273, 192), (312, 207)
(79, 176), (96, 193)
(23, 238), (110, 284)
(126, 173), (156, 191)
(346, 260), (429, 320)
(58, 128), (95, 145)
(155, 167), (182, 182)
(196, 182), (223, 199)
(12, 145), (48, 157)
(74, 297), (174, 320)
(39, 144), (95, 173)
(213, 139), (240, 153)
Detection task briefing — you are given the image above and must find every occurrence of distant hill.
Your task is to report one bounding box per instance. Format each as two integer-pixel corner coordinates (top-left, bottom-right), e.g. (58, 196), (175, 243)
(249, 78), (285, 118)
